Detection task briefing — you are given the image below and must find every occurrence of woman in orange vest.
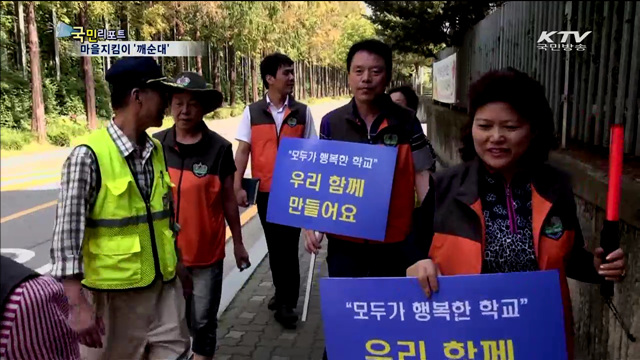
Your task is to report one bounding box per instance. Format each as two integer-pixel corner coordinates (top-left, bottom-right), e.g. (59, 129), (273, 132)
(407, 67), (626, 359)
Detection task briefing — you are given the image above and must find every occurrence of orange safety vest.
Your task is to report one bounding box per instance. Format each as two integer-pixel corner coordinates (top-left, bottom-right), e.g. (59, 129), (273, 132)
(249, 97), (307, 192)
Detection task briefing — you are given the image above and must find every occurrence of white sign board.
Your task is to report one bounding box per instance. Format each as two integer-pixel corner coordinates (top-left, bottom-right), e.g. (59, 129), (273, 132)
(432, 53), (457, 104)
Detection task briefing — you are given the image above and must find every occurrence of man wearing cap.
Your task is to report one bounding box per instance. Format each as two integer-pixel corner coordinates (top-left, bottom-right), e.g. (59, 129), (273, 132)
(50, 57), (191, 359)
(234, 53), (317, 329)
(154, 72), (250, 360)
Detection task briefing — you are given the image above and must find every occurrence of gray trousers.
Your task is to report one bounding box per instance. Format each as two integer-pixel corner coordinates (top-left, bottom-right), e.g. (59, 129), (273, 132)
(187, 261), (223, 357)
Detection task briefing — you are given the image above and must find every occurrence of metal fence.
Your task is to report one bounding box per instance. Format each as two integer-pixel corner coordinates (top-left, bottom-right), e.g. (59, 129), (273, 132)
(435, 1), (640, 156)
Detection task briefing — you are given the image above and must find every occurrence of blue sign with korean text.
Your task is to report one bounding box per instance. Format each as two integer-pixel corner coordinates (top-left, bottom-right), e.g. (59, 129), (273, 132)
(320, 271), (568, 360)
(267, 138), (398, 241)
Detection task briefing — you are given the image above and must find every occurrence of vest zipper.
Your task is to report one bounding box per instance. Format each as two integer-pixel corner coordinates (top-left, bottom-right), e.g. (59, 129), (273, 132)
(126, 162), (162, 281)
(176, 158), (186, 228)
(504, 182), (518, 234)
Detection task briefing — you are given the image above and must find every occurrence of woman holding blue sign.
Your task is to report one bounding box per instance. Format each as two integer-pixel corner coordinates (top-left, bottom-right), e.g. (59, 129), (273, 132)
(407, 67), (627, 359)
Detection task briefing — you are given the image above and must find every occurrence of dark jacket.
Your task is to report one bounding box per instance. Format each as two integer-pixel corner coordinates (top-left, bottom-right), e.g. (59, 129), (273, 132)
(320, 96), (435, 244)
(426, 156), (601, 358)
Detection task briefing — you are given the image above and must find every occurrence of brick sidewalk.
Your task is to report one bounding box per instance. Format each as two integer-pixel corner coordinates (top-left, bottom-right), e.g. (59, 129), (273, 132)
(215, 238), (328, 360)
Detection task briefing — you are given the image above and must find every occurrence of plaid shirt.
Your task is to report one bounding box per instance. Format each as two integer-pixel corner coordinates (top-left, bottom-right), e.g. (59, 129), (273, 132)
(50, 120), (156, 279)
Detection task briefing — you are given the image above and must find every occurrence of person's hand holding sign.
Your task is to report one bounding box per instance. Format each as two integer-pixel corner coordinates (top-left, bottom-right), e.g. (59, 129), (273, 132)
(304, 229), (324, 254)
(406, 259), (441, 298)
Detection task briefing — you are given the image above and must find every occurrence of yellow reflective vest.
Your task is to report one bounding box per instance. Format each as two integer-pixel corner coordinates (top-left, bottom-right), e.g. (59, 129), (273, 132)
(80, 128), (177, 291)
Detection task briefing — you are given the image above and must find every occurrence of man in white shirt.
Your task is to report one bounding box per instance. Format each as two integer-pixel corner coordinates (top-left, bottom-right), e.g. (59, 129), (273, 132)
(234, 53), (316, 329)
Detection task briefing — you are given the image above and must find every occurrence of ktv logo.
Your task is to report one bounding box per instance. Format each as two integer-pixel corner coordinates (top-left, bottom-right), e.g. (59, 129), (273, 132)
(536, 31), (592, 52)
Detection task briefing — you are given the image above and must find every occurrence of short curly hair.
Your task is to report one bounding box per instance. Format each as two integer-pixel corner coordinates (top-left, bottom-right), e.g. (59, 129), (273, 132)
(459, 67), (559, 164)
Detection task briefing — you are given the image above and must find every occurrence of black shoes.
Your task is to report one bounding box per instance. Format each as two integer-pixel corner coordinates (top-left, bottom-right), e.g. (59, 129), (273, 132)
(269, 296), (298, 329)
(268, 295), (278, 311)
(274, 305), (299, 329)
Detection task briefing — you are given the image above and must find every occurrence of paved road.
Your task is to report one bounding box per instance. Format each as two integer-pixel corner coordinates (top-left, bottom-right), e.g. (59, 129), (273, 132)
(216, 233), (328, 360)
(0, 99), (348, 275)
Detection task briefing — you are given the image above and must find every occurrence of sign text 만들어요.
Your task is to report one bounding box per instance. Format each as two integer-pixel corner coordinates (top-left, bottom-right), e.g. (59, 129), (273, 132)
(267, 138), (398, 241)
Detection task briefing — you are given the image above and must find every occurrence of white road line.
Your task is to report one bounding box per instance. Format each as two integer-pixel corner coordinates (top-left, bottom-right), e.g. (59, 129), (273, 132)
(217, 234), (268, 318)
(0, 249), (35, 264)
(35, 262), (53, 274)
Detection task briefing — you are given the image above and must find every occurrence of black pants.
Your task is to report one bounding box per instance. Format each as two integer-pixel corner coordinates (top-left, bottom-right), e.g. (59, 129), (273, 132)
(323, 238), (412, 360)
(257, 191), (301, 309)
(326, 237), (410, 278)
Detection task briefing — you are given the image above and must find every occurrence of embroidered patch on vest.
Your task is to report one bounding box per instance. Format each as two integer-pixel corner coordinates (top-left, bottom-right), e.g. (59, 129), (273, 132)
(543, 216), (565, 240)
(383, 133), (398, 147)
(287, 117), (297, 127)
(192, 162), (208, 178)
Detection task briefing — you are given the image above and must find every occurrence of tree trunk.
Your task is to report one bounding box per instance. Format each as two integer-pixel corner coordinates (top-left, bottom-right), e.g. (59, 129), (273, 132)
(194, 29), (202, 75)
(52, 7), (61, 82)
(175, 12), (184, 73)
(332, 67), (336, 97)
(319, 66), (323, 98)
(159, 31), (163, 73)
(125, 8), (130, 39)
(320, 66), (324, 98)
(103, 16), (110, 75)
(207, 42), (212, 82)
(15, 1), (27, 77)
(296, 62), (302, 99)
(325, 67), (329, 97)
(80, 1), (97, 130)
(213, 46), (221, 92)
(223, 43), (229, 101)
(309, 63), (315, 98)
(300, 61), (307, 100)
(243, 55), (249, 104)
(251, 55), (258, 102)
(318, 65), (322, 97)
(229, 42), (236, 106)
(26, 2), (45, 142)
(324, 67), (329, 97)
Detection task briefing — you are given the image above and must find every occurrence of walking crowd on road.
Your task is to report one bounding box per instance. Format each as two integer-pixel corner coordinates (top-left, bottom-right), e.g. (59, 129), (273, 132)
(0, 37), (627, 360)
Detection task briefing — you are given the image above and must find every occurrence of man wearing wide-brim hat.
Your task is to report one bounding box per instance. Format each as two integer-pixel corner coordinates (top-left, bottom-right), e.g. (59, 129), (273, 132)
(154, 72), (250, 360)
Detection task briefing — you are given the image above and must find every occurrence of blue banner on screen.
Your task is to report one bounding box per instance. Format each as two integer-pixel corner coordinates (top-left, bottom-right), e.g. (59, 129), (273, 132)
(320, 271), (567, 360)
(266, 138), (398, 241)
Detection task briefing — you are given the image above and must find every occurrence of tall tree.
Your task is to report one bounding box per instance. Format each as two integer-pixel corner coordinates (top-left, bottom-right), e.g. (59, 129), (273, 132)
(174, 2), (185, 73)
(103, 16), (110, 73)
(52, 6), (61, 82)
(251, 55), (258, 101)
(80, 1), (97, 129)
(15, 1), (27, 77)
(228, 41), (236, 105)
(365, 1), (502, 57)
(26, 1), (45, 142)
(242, 56), (249, 103)
(195, 28), (202, 75)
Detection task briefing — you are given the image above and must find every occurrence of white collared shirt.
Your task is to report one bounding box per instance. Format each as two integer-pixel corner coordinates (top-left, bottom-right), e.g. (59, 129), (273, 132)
(235, 94), (317, 144)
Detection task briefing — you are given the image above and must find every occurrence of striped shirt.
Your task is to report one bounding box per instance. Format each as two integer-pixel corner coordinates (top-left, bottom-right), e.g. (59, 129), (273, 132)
(0, 276), (80, 359)
(50, 120), (156, 278)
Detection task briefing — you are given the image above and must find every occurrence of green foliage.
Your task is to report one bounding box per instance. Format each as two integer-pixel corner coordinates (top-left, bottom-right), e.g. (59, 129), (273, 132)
(365, 1), (503, 57)
(230, 102), (245, 117)
(46, 115), (89, 147)
(2, 0), (383, 151)
(209, 107), (232, 120)
(0, 128), (33, 150)
(0, 67), (32, 130)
